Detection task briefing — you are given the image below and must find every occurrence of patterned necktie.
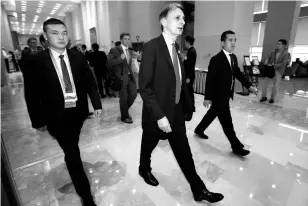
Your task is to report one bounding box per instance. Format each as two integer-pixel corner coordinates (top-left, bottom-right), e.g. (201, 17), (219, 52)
(229, 54), (235, 90)
(59, 55), (73, 93)
(172, 43), (181, 104)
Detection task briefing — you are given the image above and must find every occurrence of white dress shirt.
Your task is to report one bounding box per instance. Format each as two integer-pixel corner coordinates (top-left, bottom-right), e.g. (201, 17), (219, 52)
(222, 49), (233, 68)
(49, 48), (77, 96)
(162, 32), (182, 80)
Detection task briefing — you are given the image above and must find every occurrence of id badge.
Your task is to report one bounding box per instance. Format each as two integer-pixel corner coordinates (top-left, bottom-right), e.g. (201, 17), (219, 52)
(64, 94), (77, 108)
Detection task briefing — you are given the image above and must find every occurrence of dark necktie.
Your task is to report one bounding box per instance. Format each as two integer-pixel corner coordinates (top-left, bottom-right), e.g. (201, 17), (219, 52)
(229, 54), (235, 90)
(172, 43), (181, 104)
(59, 55), (73, 93)
(125, 49), (130, 64)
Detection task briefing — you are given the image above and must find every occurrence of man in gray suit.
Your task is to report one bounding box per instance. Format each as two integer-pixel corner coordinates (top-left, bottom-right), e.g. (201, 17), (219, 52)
(108, 33), (137, 123)
(260, 39), (290, 103)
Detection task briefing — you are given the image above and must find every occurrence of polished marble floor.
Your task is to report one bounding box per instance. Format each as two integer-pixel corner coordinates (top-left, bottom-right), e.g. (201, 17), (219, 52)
(1, 72), (308, 206)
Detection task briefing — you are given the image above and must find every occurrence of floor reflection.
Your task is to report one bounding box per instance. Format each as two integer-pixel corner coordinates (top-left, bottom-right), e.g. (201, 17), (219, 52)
(1, 72), (308, 206)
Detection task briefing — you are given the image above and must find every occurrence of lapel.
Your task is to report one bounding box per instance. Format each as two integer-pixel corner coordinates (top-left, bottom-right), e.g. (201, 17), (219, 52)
(66, 49), (77, 82)
(45, 49), (63, 92)
(158, 34), (174, 69)
(219, 50), (233, 73)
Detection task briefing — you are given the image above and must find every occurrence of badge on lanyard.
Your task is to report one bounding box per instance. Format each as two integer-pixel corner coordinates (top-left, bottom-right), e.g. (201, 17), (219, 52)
(64, 93), (77, 108)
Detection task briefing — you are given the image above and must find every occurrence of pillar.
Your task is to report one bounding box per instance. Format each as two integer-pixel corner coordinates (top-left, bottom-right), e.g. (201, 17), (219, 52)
(96, 0), (111, 52)
(194, 1), (255, 70)
(261, 1), (301, 62)
(71, 4), (85, 45)
(64, 12), (74, 43)
(1, 5), (14, 51)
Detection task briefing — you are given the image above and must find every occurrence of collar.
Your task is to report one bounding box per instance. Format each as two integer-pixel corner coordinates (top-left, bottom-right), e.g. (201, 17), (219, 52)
(50, 48), (67, 58)
(162, 32), (175, 46)
(222, 49), (233, 57)
(121, 44), (128, 51)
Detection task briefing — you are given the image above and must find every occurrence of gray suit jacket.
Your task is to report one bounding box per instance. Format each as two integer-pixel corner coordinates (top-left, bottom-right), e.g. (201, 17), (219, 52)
(107, 46), (136, 85)
(266, 48), (290, 75)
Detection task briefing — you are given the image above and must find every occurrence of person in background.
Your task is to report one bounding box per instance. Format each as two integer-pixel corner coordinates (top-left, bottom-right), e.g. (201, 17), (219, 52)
(14, 45), (22, 71)
(260, 39), (290, 103)
(2, 47), (11, 73)
(108, 33), (137, 123)
(9, 51), (19, 72)
(81, 44), (90, 61)
(89, 43), (110, 98)
(183, 35), (197, 112)
(37, 46), (44, 51)
(21, 37), (38, 73)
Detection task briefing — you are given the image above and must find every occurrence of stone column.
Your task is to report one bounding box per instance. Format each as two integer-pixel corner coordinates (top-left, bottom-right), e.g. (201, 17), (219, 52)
(261, 1), (301, 62)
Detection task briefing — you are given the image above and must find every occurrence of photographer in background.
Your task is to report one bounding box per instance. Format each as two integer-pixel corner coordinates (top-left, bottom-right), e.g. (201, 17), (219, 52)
(260, 39), (290, 104)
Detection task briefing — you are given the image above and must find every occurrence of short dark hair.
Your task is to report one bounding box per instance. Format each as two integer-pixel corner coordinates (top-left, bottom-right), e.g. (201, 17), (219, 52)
(43, 18), (66, 32)
(92, 43), (99, 51)
(115, 41), (121, 46)
(39, 34), (45, 44)
(159, 3), (184, 31)
(82, 44), (87, 50)
(27, 37), (37, 44)
(278, 39), (287, 46)
(221, 30), (235, 42)
(120, 32), (130, 40)
(185, 36), (195, 45)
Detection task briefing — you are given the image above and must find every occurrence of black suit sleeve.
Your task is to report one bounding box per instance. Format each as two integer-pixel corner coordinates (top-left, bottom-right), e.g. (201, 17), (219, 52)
(23, 55), (45, 128)
(82, 55), (102, 110)
(233, 55), (251, 89)
(204, 57), (218, 101)
(139, 42), (165, 122)
(185, 49), (196, 80)
(107, 48), (123, 66)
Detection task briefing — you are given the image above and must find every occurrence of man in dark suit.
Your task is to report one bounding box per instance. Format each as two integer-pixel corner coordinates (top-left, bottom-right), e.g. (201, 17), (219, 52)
(194, 30), (257, 157)
(138, 3), (223, 204)
(108, 33), (137, 124)
(21, 37), (38, 73)
(23, 18), (102, 206)
(89, 43), (110, 98)
(183, 35), (197, 112)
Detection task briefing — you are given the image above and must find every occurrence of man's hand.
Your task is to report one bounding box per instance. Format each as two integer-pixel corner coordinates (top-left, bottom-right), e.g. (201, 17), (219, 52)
(203, 100), (212, 109)
(121, 54), (126, 60)
(186, 78), (190, 83)
(248, 86), (258, 95)
(94, 109), (102, 117)
(37, 126), (47, 132)
(157, 116), (172, 133)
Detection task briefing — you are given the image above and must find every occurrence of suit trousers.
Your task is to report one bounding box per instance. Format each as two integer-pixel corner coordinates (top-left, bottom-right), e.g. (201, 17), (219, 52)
(120, 74), (137, 118)
(261, 70), (282, 100)
(47, 108), (93, 202)
(188, 79), (195, 111)
(195, 101), (244, 150)
(139, 100), (206, 192)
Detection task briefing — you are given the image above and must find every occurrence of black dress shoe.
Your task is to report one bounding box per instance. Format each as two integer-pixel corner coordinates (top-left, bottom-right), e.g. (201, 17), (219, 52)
(269, 99), (274, 104)
(121, 117), (133, 124)
(260, 97), (267, 102)
(233, 148), (250, 156)
(81, 198), (97, 206)
(194, 130), (209, 139)
(194, 189), (224, 203)
(139, 171), (159, 186)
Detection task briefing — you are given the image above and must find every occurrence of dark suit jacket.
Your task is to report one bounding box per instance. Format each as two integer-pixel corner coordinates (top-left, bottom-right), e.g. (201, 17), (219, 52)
(184, 46), (197, 81)
(89, 51), (108, 77)
(107, 46), (136, 85)
(24, 49), (102, 129)
(139, 34), (193, 136)
(204, 50), (251, 104)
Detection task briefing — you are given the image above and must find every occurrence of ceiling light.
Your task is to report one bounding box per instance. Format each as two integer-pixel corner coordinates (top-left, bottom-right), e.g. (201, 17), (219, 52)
(37, 11), (41, 13)
(21, 14), (26, 17)
(21, 6), (26, 9)
(21, 1), (27, 3)
(39, 1), (45, 3)
(22, 18), (25, 22)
